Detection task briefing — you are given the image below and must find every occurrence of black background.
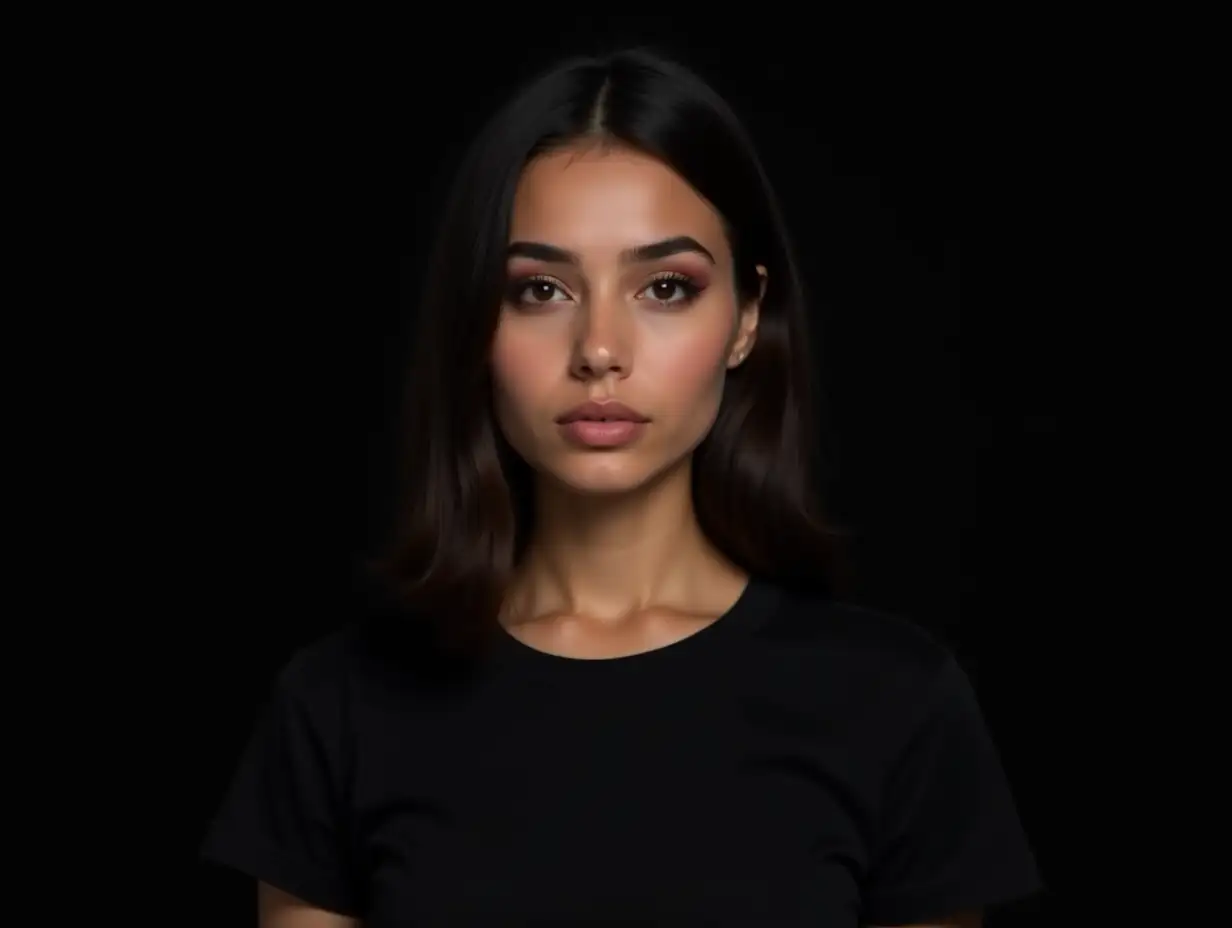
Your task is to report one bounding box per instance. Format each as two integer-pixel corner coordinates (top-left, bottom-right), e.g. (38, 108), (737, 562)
(180, 19), (1076, 927)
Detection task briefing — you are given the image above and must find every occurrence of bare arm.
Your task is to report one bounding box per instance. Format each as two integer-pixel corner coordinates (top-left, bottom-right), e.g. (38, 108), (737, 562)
(258, 882), (360, 928)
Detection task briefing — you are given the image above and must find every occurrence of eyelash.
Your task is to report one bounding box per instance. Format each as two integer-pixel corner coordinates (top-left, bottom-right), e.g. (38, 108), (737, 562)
(505, 272), (703, 309)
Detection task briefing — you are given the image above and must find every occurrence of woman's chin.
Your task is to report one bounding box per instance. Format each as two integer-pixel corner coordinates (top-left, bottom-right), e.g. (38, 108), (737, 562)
(538, 454), (686, 499)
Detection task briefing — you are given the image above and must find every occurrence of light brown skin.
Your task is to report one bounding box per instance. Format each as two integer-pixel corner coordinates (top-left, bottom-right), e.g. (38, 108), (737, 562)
(492, 142), (759, 658)
(258, 884), (357, 928)
(258, 144), (982, 928)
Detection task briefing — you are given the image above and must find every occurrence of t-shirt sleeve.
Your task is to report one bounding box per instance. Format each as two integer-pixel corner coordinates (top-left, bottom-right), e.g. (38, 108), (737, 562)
(861, 655), (1043, 925)
(199, 646), (361, 916)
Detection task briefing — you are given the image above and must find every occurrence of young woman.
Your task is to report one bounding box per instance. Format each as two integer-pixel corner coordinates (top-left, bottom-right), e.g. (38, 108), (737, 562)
(201, 47), (1042, 926)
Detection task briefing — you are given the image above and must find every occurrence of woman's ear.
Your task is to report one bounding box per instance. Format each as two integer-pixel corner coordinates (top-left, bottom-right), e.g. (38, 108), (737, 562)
(728, 265), (766, 368)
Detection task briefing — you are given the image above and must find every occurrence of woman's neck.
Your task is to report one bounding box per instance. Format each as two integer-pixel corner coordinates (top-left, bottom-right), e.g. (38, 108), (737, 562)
(504, 461), (744, 625)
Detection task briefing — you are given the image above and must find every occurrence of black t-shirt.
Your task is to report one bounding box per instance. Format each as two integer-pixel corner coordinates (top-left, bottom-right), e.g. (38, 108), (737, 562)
(200, 578), (1042, 925)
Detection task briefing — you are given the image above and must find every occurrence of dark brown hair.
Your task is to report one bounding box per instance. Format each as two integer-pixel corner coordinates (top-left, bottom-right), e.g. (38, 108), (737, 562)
(366, 47), (847, 657)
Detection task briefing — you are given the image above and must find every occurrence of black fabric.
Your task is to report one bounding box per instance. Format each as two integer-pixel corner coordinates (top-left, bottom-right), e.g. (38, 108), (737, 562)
(200, 578), (1042, 924)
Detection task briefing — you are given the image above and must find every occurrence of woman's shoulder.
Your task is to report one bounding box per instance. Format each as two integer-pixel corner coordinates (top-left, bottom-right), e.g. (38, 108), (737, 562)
(760, 584), (958, 683)
(264, 622), (367, 704)
(268, 603), (483, 710)
(754, 586), (997, 771)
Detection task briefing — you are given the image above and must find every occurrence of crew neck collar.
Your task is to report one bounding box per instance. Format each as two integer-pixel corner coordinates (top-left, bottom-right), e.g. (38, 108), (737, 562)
(492, 576), (782, 673)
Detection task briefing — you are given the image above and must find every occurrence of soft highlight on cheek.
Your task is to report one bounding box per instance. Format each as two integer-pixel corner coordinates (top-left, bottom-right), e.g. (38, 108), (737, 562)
(490, 324), (562, 457)
(491, 333), (545, 409)
(635, 322), (733, 424)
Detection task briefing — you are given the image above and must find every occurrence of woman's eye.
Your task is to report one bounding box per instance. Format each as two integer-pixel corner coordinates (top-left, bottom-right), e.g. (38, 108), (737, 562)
(524, 281), (563, 302)
(507, 275), (700, 308)
(508, 279), (568, 306)
(643, 276), (699, 304)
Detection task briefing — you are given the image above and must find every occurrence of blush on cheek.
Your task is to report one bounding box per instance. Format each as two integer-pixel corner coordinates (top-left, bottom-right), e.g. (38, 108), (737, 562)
(490, 328), (542, 395)
(642, 329), (731, 424)
(490, 332), (556, 447)
(668, 317), (733, 374)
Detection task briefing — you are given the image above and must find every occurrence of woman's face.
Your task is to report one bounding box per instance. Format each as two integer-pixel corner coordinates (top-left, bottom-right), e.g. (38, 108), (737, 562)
(490, 144), (760, 497)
